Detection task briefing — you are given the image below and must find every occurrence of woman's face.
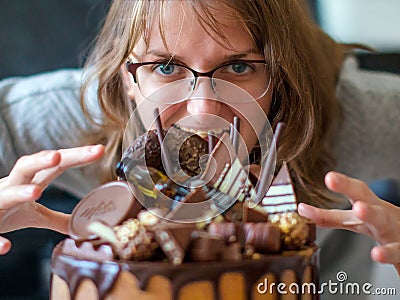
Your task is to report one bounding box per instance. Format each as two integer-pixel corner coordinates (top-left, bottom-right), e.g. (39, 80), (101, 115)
(125, 2), (273, 156)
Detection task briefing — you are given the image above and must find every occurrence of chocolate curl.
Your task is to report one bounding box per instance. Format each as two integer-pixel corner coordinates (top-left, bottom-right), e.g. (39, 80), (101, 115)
(153, 108), (174, 176)
(232, 116), (240, 155)
(208, 131), (215, 154)
(253, 122), (286, 204)
(229, 123), (234, 144)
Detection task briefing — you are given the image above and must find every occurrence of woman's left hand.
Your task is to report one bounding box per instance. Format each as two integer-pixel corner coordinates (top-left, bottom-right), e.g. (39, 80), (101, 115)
(298, 171), (400, 275)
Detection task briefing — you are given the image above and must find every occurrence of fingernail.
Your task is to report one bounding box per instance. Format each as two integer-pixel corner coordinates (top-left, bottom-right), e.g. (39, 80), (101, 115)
(88, 145), (103, 153)
(297, 203), (311, 218)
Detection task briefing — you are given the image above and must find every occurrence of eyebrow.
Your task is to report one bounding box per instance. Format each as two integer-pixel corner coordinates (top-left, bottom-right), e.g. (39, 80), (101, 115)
(145, 49), (261, 62)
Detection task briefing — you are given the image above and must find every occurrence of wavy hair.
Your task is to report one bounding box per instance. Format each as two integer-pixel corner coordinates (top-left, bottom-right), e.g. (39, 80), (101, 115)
(81, 0), (353, 207)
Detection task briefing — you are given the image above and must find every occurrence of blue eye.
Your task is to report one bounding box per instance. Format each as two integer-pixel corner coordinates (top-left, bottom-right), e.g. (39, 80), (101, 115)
(157, 64), (175, 75)
(231, 63), (248, 74)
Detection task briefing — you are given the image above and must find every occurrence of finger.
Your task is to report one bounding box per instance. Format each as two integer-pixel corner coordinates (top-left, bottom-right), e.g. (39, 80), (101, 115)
(371, 243), (400, 266)
(352, 201), (393, 242)
(0, 236), (11, 255)
(298, 202), (359, 229)
(7, 150), (61, 185)
(32, 145), (105, 187)
(325, 171), (376, 205)
(0, 184), (42, 210)
(36, 204), (70, 234)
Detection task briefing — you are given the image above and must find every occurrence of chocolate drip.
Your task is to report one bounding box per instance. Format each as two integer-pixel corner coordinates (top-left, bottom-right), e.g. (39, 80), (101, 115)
(51, 253), (122, 300)
(51, 241), (319, 300)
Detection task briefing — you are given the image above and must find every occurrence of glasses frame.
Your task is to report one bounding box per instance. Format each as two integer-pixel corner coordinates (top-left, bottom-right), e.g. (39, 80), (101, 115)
(126, 59), (270, 102)
(126, 59), (267, 83)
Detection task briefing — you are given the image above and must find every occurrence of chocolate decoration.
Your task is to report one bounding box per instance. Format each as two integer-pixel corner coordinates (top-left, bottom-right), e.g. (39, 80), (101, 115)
(208, 222), (237, 243)
(243, 201), (269, 222)
(165, 187), (211, 222)
(244, 223), (282, 253)
(271, 212), (313, 250)
(61, 238), (113, 262)
(51, 241), (320, 300)
(232, 116), (240, 155)
(153, 108), (175, 177)
(261, 161), (298, 215)
(121, 127), (208, 179)
(69, 181), (142, 240)
(221, 242), (242, 261)
(189, 231), (226, 262)
(201, 132), (236, 185)
(254, 122), (286, 202)
(154, 223), (195, 264)
(209, 222), (281, 253)
(307, 222), (316, 243)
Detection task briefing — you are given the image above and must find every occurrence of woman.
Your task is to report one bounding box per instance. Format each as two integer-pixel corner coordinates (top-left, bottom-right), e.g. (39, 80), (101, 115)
(0, 0), (399, 279)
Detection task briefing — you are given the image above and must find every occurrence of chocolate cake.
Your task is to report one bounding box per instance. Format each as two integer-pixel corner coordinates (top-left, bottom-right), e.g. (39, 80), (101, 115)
(50, 126), (320, 300)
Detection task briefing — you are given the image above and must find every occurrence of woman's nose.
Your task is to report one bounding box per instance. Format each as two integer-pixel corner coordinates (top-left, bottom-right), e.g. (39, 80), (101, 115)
(186, 77), (222, 115)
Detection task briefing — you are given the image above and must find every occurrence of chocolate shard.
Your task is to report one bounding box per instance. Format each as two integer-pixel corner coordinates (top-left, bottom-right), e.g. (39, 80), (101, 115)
(189, 231), (226, 262)
(153, 223), (195, 264)
(201, 132), (236, 185)
(243, 201), (269, 222)
(244, 223), (282, 253)
(260, 161), (298, 215)
(165, 187), (212, 222)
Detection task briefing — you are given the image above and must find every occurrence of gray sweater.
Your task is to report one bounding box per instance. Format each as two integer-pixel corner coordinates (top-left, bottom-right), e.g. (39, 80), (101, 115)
(1, 57), (399, 298)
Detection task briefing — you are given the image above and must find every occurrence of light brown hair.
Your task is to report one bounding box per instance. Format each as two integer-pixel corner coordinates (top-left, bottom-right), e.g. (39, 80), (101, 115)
(81, 0), (352, 207)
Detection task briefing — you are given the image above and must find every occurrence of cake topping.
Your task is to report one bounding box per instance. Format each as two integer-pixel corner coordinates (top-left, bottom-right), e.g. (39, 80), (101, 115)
(68, 181), (142, 240)
(153, 223), (195, 264)
(261, 162), (298, 215)
(67, 123), (316, 265)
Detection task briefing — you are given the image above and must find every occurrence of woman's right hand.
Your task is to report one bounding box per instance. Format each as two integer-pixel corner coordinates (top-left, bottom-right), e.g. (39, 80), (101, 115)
(0, 145), (105, 254)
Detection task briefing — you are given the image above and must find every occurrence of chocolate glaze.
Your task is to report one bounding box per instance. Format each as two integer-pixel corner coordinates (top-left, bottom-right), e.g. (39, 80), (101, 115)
(51, 241), (319, 300)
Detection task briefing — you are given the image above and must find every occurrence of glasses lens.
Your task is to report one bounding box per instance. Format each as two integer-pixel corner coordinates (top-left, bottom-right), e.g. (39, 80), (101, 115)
(213, 62), (270, 101)
(136, 63), (194, 103)
(133, 62), (270, 104)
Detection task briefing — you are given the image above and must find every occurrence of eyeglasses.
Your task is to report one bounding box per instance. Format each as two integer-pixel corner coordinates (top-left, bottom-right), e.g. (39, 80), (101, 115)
(126, 60), (271, 103)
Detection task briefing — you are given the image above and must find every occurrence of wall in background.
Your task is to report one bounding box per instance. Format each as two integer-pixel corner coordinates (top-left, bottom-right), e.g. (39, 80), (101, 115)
(0, 0), (109, 79)
(317, 0), (400, 51)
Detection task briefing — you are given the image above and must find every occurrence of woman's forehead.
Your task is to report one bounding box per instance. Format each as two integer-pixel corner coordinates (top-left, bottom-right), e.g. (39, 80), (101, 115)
(133, 1), (257, 59)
